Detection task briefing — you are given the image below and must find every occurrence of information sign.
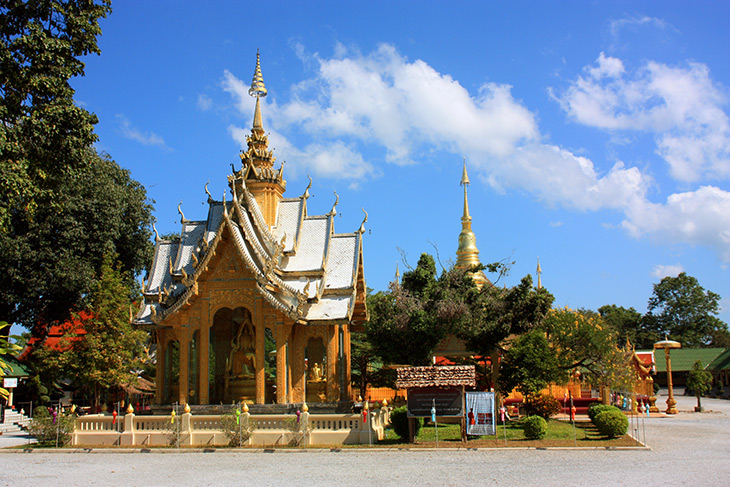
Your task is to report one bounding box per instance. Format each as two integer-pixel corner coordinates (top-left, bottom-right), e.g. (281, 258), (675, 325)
(407, 387), (463, 417)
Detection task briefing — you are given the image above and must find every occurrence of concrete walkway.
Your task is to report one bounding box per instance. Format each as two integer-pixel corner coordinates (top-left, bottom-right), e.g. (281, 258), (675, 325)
(0, 393), (728, 486)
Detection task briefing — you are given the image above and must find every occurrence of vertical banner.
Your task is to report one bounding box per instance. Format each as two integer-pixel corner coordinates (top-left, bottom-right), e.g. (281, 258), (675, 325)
(465, 391), (495, 436)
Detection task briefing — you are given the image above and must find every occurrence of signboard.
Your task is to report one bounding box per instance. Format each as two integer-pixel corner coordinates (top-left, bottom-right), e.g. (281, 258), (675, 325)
(3, 378), (18, 388)
(465, 391), (495, 435)
(407, 387), (463, 417)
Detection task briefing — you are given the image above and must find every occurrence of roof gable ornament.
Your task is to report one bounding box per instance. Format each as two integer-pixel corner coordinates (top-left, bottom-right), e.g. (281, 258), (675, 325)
(152, 222), (160, 242)
(328, 191), (339, 217)
(204, 180), (213, 202)
(357, 208), (368, 234)
(178, 202), (188, 224)
(302, 175), (312, 200)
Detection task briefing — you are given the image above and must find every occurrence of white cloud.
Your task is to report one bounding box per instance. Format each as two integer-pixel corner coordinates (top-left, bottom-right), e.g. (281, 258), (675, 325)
(116, 114), (169, 149)
(197, 94), (212, 111)
(651, 263), (685, 279)
(554, 53), (730, 182)
(622, 186), (730, 261)
(220, 44), (730, 262)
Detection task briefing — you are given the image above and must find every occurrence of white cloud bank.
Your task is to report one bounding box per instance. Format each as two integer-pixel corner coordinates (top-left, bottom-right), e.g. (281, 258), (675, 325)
(221, 44), (730, 262)
(116, 114), (169, 149)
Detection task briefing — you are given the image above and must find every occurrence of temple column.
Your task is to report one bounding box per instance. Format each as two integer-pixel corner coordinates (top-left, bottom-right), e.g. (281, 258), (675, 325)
(326, 324), (338, 401)
(254, 299), (265, 404)
(343, 323), (352, 401)
(276, 322), (291, 404)
(199, 303), (210, 404)
(178, 330), (190, 406)
(290, 325), (306, 403)
(155, 331), (166, 405)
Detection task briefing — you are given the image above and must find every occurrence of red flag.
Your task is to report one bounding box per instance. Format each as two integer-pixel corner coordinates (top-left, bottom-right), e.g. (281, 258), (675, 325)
(112, 409), (118, 424)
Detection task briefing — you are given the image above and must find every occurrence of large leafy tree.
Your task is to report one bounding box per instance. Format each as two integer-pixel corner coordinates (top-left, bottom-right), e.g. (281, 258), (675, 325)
(645, 273), (729, 348)
(497, 330), (560, 399)
(366, 254), (444, 365)
(598, 304), (656, 349)
(540, 308), (637, 392)
(34, 253), (147, 408)
(0, 1), (154, 333)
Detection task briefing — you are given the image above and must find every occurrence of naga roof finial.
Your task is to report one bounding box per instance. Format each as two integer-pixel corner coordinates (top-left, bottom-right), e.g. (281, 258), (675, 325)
(358, 208), (368, 234)
(204, 180), (213, 202)
(329, 191), (339, 216)
(178, 201), (187, 224)
(152, 222), (160, 242)
(302, 175), (312, 199)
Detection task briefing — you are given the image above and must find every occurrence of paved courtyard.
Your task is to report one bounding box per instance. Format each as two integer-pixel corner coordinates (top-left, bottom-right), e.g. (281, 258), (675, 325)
(1, 393), (728, 487)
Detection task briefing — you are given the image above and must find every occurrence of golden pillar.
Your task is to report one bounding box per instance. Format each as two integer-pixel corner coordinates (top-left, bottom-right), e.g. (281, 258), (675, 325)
(199, 303), (210, 404)
(326, 324), (338, 401)
(654, 339), (681, 415)
(178, 331), (190, 406)
(254, 299), (265, 404)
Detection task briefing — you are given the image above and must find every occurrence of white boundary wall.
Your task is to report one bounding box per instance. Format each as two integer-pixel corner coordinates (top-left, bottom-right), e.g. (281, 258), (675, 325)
(72, 408), (390, 447)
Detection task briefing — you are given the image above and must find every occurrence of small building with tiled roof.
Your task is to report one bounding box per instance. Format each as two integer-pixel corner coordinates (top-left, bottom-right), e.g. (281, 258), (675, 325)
(134, 53), (367, 406)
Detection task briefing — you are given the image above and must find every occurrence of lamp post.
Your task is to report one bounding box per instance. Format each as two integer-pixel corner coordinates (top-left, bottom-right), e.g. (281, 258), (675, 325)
(654, 338), (681, 414)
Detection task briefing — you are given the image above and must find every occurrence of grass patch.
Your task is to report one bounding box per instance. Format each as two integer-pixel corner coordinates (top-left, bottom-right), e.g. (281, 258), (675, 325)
(378, 419), (641, 448)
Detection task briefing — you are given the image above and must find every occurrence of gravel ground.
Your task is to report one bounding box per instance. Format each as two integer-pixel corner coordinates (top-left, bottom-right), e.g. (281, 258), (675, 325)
(1, 392), (728, 487)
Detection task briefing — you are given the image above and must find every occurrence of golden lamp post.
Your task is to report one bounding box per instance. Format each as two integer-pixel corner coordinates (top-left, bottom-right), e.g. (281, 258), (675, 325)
(654, 338), (682, 414)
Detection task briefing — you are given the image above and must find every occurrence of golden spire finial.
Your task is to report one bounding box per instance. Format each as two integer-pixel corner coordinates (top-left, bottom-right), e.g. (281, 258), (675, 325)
(249, 49), (267, 99)
(536, 257), (542, 290)
(456, 159), (487, 288)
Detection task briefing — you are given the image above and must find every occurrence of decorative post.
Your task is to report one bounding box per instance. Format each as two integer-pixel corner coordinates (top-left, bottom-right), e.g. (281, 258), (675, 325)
(654, 338), (681, 414)
(120, 403), (136, 446)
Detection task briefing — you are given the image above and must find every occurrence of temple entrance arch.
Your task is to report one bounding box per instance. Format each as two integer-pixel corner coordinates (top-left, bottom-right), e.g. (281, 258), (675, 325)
(306, 336), (326, 403)
(209, 306), (257, 403)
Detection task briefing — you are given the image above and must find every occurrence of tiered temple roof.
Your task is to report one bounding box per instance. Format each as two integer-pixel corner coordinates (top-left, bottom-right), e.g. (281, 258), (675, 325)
(134, 53), (367, 329)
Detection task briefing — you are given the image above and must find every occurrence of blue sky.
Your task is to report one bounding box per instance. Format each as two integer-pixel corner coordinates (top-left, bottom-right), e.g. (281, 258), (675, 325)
(71, 1), (730, 324)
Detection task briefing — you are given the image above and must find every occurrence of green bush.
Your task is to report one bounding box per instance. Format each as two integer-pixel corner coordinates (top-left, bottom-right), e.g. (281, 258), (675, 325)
(525, 394), (561, 419)
(28, 406), (75, 447)
(587, 403), (620, 422)
(522, 415), (548, 440)
(390, 406), (421, 439)
(594, 410), (628, 438)
(220, 410), (256, 447)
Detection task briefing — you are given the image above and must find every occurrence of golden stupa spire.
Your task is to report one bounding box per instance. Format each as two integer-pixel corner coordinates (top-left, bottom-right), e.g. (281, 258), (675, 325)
(455, 159), (488, 288)
(536, 257), (542, 290)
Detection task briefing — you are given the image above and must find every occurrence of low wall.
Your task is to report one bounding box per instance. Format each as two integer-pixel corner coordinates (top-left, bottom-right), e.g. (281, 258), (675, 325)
(72, 408), (389, 447)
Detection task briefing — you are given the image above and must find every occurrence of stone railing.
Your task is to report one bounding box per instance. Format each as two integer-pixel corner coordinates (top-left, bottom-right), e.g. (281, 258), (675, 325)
(72, 406), (390, 447)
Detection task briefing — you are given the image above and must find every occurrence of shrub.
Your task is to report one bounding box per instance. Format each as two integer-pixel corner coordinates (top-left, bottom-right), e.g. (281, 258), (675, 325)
(28, 406), (75, 447)
(525, 394), (561, 419)
(220, 410), (256, 447)
(522, 415), (548, 439)
(587, 403), (620, 422)
(594, 410), (628, 438)
(390, 406), (421, 440)
(284, 415), (313, 447)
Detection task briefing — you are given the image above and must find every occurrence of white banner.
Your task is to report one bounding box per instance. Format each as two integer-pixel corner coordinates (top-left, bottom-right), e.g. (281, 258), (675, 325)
(465, 391), (495, 436)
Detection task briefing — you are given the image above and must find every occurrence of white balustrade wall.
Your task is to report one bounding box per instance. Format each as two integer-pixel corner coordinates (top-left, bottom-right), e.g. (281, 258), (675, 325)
(72, 407), (390, 447)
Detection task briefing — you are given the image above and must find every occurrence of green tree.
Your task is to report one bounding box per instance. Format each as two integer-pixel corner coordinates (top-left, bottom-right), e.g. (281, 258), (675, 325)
(497, 330), (560, 399)
(366, 254), (443, 365)
(686, 360), (713, 412)
(34, 254), (147, 408)
(540, 308), (636, 392)
(0, 1), (155, 334)
(598, 304), (658, 349)
(646, 273), (729, 347)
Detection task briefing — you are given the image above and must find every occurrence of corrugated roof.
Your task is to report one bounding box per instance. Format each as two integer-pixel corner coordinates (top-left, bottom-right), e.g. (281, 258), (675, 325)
(643, 348), (727, 372)
(708, 349), (730, 371)
(396, 365), (476, 388)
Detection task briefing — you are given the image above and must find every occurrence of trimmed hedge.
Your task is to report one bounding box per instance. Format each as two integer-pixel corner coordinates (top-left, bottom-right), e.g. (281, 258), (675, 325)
(588, 403), (620, 422)
(594, 410), (628, 438)
(522, 415), (548, 440)
(390, 406), (422, 439)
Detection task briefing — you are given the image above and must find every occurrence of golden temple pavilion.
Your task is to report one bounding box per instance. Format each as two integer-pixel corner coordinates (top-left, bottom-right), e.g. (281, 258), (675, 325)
(134, 53), (368, 406)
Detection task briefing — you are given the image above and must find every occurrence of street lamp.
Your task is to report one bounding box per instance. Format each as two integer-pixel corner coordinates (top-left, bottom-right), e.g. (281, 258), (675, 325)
(654, 338), (682, 414)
